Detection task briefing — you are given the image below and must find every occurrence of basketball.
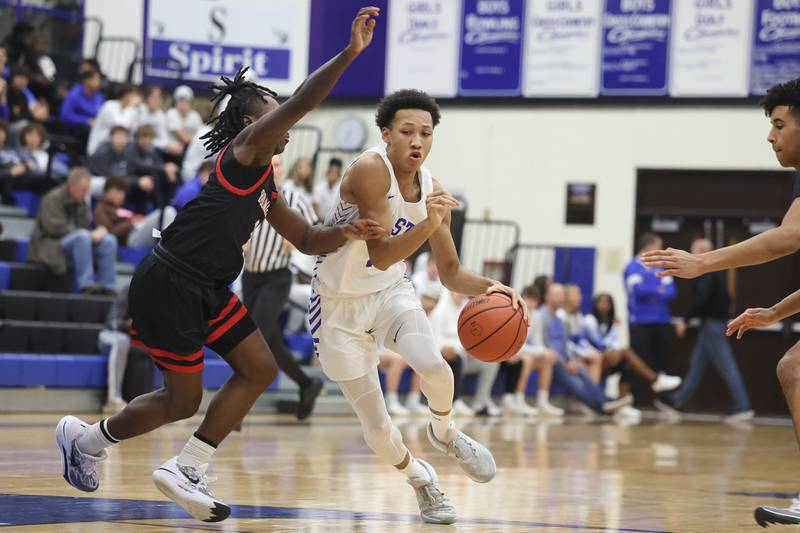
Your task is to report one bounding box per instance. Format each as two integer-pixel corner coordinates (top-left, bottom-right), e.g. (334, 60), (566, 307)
(457, 293), (528, 363)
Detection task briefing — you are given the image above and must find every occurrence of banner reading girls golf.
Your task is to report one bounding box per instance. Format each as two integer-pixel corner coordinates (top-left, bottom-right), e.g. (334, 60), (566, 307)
(143, 0), (311, 95)
(458, 0), (525, 96)
(750, 0), (800, 95)
(601, 0), (672, 95)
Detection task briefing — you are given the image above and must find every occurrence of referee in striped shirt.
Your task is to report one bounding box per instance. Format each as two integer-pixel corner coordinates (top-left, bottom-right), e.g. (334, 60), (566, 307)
(242, 155), (323, 419)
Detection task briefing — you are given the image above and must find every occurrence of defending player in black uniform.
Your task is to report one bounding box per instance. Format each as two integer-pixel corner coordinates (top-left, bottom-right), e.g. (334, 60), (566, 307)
(55, 7), (382, 523)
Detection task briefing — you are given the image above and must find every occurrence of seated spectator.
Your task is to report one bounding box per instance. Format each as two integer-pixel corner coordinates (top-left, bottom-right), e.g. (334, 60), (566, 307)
(412, 253), (443, 313)
(27, 167), (117, 295)
(0, 44), (8, 78)
(0, 47), (7, 121)
(284, 157), (315, 205)
(562, 284), (606, 382)
(583, 292), (681, 398)
(93, 176), (176, 249)
(60, 69), (104, 129)
(98, 288), (132, 413)
(6, 66), (48, 123)
(543, 283), (631, 416)
(125, 124), (179, 209)
(88, 125), (130, 179)
(0, 118), (25, 196)
(135, 85), (179, 155)
(16, 121), (68, 178)
(166, 85), (203, 154)
(180, 124), (212, 182)
(87, 84), (141, 156)
(172, 160), (213, 210)
(313, 157), (343, 218)
(504, 285), (563, 416)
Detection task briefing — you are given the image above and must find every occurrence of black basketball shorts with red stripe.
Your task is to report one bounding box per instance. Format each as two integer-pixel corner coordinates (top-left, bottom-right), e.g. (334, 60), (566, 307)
(128, 253), (256, 373)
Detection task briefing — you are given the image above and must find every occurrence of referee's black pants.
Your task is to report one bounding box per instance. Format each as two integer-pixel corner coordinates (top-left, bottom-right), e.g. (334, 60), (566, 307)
(242, 268), (312, 389)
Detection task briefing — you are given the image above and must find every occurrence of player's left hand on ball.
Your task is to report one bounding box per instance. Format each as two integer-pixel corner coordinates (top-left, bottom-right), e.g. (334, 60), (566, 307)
(486, 283), (528, 323)
(343, 218), (386, 241)
(726, 307), (778, 339)
(347, 6), (379, 55)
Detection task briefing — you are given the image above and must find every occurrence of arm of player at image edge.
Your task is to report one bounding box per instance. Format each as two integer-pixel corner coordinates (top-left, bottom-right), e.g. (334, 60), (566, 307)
(266, 194), (386, 255)
(347, 158), (456, 271)
(641, 198), (800, 279)
(231, 7), (379, 166)
(726, 287), (800, 339)
(426, 179), (528, 322)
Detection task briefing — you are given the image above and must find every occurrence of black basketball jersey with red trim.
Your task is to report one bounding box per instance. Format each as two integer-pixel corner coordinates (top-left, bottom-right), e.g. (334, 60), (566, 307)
(158, 143), (278, 284)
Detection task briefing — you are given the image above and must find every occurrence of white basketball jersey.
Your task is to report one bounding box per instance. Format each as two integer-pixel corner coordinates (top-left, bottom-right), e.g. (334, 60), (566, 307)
(313, 145), (433, 297)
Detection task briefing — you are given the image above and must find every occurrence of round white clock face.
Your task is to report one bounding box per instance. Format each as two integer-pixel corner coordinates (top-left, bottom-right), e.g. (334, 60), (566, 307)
(335, 117), (367, 151)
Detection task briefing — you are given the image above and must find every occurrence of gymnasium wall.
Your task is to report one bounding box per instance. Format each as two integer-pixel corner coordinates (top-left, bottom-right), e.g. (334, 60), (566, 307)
(85, 1), (787, 330)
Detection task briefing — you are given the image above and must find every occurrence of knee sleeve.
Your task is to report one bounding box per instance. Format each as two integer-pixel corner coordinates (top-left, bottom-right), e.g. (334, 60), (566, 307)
(338, 371), (408, 465)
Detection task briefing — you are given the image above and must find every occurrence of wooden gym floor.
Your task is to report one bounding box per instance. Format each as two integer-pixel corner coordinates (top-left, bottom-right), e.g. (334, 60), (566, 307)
(0, 413), (797, 532)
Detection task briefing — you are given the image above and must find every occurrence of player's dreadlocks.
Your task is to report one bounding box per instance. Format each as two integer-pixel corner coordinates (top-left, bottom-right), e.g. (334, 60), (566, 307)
(201, 67), (278, 155)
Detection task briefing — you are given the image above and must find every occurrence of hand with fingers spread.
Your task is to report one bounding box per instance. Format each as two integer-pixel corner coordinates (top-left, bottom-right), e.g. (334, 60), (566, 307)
(486, 282), (529, 324)
(342, 218), (387, 241)
(426, 190), (459, 227)
(640, 247), (706, 279)
(346, 7), (380, 56)
(726, 307), (779, 339)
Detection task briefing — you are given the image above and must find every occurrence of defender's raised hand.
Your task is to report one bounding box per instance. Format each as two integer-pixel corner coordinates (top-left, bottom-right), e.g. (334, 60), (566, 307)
(346, 7), (380, 56)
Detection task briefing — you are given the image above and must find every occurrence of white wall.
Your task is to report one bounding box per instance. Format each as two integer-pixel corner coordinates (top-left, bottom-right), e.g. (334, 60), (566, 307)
(83, 0), (143, 57)
(299, 105), (783, 321)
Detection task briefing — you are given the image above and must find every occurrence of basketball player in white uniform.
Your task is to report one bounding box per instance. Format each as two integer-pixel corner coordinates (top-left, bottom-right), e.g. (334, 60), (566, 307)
(309, 89), (527, 525)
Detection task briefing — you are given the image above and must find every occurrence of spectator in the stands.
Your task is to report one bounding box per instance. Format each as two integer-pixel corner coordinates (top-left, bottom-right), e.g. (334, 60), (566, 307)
(6, 66), (48, 123)
(88, 125), (130, 179)
(135, 85), (178, 155)
(125, 124), (179, 208)
(93, 175), (176, 249)
(2, 21), (35, 69)
(17, 121), (66, 177)
(87, 84), (141, 156)
(180, 123), (212, 182)
(284, 157), (314, 205)
(313, 157), (343, 218)
(0, 45), (8, 78)
(166, 84), (203, 154)
(0, 118), (24, 201)
(98, 288), (132, 413)
(0, 47), (8, 121)
(27, 167), (117, 295)
(412, 252), (443, 313)
(60, 68), (104, 128)
(172, 160), (213, 210)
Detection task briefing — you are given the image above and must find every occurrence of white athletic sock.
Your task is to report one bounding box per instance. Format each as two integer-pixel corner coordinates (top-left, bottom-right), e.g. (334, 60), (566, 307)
(385, 392), (400, 405)
(405, 391), (421, 407)
(514, 392), (527, 405)
(430, 411), (454, 443)
(76, 418), (119, 456)
(177, 434), (217, 469)
(401, 456), (430, 481)
(537, 389), (550, 406)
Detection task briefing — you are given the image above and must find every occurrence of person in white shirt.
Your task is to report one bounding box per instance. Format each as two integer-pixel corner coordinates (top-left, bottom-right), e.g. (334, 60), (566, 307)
(135, 85), (178, 155)
(312, 157), (343, 219)
(87, 84), (141, 156)
(180, 124), (212, 182)
(166, 85), (203, 152)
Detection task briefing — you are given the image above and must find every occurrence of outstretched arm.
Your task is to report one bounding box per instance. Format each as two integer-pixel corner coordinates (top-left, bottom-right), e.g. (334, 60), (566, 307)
(427, 180), (528, 321)
(233, 7), (379, 166)
(642, 198), (800, 278)
(266, 195), (385, 255)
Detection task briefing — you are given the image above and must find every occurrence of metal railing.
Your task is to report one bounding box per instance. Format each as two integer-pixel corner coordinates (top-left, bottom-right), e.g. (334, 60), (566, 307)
(95, 36), (140, 83)
(458, 219), (521, 286)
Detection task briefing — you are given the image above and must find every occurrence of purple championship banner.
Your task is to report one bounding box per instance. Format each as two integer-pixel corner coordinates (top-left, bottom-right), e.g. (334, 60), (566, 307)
(750, 0), (800, 95)
(458, 0), (525, 96)
(601, 0), (672, 96)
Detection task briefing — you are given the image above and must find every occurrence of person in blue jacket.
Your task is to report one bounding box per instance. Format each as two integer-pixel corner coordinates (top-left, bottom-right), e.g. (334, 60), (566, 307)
(624, 232), (676, 374)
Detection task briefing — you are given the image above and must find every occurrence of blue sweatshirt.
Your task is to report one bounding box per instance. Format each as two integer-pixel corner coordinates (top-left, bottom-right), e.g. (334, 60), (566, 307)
(544, 309), (571, 362)
(624, 258), (675, 324)
(60, 84), (105, 126)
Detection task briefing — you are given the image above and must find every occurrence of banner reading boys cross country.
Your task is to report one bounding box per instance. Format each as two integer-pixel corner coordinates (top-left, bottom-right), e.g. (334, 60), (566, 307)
(669, 0), (753, 97)
(143, 0), (311, 95)
(385, 0), (462, 97)
(750, 0), (800, 96)
(522, 0), (603, 97)
(601, 0), (672, 96)
(458, 0), (525, 96)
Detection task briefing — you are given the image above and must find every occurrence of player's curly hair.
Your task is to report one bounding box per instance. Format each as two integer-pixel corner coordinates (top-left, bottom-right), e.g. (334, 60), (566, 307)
(375, 89), (441, 129)
(202, 67), (278, 155)
(760, 78), (800, 119)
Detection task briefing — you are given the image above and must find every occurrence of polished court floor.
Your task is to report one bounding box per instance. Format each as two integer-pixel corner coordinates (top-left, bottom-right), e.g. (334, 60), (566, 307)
(0, 412), (798, 532)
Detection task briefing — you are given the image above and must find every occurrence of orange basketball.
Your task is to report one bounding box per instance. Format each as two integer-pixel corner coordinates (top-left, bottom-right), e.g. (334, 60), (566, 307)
(457, 293), (528, 363)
